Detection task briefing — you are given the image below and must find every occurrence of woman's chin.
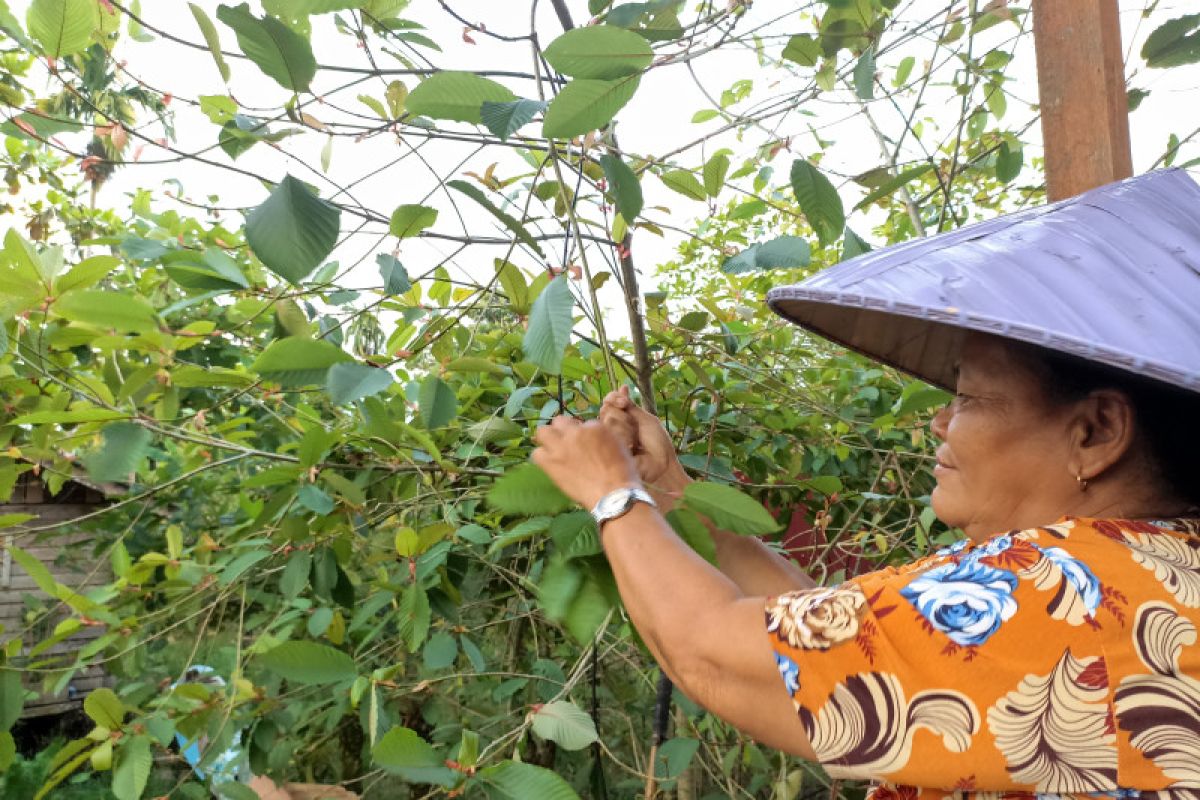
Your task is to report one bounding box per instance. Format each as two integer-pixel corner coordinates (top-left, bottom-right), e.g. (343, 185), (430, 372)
(929, 487), (960, 531)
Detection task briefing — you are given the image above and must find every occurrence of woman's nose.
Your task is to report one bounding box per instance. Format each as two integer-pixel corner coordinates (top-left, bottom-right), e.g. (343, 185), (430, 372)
(930, 404), (951, 441)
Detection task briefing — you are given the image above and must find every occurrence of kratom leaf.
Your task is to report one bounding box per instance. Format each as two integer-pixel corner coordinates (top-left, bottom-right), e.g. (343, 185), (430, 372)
(326, 362), (393, 405)
(543, 25), (653, 79)
(397, 582), (430, 652)
(702, 152), (730, 197)
(530, 700), (599, 751)
(372, 727), (459, 787)
(245, 175), (341, 285)
(422, 631), (457, 670)
(111, 736), (151, 800)
(478, 760), (581, 800)
(188, 3), (230, 82)
(216, 3), (317, 91)
(790, 159), (845, 246)
(0, 731), (13, 772)
(27, 0), (97, 57)
(54, 290), (159, 333)
(405, 71), (516, 123)
(655, 737), (700, 779)
(683, 481), (780, 535)
(10, 408), (128, 425)
(260, 641), (357, 684)
(542, 75), (640, 139)
(84, 687), (124, 729)
(599, 154), (643, 221)
(782, 34), (820, 66)
(252, 337), (353, 388)
(1142, 14), (1200, 69)
(0, 669), (22, 732)
(447, 180), (545, 257)
(721, 236), (811, 274)
(377, 253), (410, 295)
(486, 464), (573, 516)
(854, 163), (933, 210)
(418, 375), (457, 429)
(522, 275), (573, 375)
(389, 204), (438, 239)
(660, 169), (706, 201)
(81, 422), (153, 483)
(480, 99), (546, 141)
(853, 45), (876, 99)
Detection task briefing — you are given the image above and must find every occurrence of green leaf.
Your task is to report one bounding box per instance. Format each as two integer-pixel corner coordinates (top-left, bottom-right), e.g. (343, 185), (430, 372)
(478, 760), (581, 800)
(1142, 14), (1200, 68)
(853, 164), (933, 211)
(188, 3), (230, 82)
(372, 727), (459, 787)
(54, 290), (159, 334)
(8, 546), (56, 595)
(84, 687), (124, 729)
(893, 385), (952, 417)
(297, 483), (334, 515)
(542, 75), (640, 139)
(216, 3), (317, 91)
(995, 140), (1023, 183)
(543, 25), (653, 79)
(55, 255), (118, 294)
(252, 337), (353, 388)
(218, 549), (271, 586)
(599, 154), (643, 221)
(721, 236), (810, 274)
(245, 175), (341, 285)
(655, 737), (699, 779)
(10, 408), (128, 425)
(842, 227), (871, 260)
(389, 204), (438, 239)
(260, 641), (357, 684)
(171, 366), (255, 388)
(163, 250), (249, 292)
(702, 153), (730, 197)
(111, 736), (151, 800)
(422, 631), (457, 670)
(480, 99), (547, 141)
(666, 508), (716, 564)
(81, 422), (152, 483)
(0, 731), (13, 772)
(894, 55), (915, 86)
(790, 159), (845, 246)
(660, 169), (706, 202)
(280, 551), (312, 599)
(0, 110), (82, 142)
(487, 464), (572, 516)
(445, 357), (507, 376)
(447, 180), (545, 257)
(418, 375), (457, 429)
(782, 34), (820, 66)
(853, 45), (876, 99)
(530, 700), (598, 751)
(377, 253), (410, 295)
(327, 362), (394, 405)
(683, 481), (780, 535)
(27, 0), (97, 57)
(0, 669), (23, 731)
(522, 275), (573, 375)
(398, 583), (431, 652)
(406, 71), (517, 123)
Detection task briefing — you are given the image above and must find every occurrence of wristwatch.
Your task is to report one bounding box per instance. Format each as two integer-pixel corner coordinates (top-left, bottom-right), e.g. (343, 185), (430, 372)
(590, 486), (656, 529)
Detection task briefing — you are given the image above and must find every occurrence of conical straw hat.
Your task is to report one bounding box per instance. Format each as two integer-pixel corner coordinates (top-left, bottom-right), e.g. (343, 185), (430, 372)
(767, 168), (1200, 394)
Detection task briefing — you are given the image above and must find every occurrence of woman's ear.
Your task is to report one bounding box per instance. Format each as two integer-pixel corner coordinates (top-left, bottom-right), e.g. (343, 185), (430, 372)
(1071, 389), (1137, 481)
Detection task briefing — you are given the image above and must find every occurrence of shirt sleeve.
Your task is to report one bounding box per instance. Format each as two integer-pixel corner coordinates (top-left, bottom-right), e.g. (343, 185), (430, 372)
(765, 530), (1112, 791)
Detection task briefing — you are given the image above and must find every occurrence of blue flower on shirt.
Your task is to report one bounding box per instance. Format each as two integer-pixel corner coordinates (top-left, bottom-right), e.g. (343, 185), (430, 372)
(775, 652), (800, 695)
(1039, 545), (1102, 616)
(976, 533), (1014, 558)
(901, 561), (1019, 647)
(935, 538), (971, 557)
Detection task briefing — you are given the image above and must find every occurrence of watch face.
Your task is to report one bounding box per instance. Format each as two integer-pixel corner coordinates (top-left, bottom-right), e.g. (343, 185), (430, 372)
(597, 489), (632, 517)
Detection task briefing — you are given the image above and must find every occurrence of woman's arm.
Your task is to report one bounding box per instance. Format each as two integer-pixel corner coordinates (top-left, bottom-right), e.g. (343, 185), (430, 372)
(600, 387), (815, 596)
(532, 416), (817, 758)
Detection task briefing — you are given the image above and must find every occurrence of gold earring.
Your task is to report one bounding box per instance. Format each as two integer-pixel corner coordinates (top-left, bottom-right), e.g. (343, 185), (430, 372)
(1076, 473), (1089, 492)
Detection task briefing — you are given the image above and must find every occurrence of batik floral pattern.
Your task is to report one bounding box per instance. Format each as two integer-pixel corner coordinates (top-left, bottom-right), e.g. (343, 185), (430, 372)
(764, 517), (1200, 800)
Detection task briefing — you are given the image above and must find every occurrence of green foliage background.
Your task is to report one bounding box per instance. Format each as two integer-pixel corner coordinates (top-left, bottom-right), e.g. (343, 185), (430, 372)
(0, 1), (1194, 797)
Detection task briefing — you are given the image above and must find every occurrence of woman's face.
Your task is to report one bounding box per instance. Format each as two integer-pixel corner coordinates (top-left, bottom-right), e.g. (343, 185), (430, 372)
(929, 334), (1078, 541)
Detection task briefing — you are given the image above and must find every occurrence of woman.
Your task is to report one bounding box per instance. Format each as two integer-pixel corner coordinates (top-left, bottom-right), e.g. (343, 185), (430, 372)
(531, 170), (1200, 798)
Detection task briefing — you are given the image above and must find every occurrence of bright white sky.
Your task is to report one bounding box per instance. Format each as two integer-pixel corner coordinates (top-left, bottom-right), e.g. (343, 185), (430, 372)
(9, 1), (1200, 336)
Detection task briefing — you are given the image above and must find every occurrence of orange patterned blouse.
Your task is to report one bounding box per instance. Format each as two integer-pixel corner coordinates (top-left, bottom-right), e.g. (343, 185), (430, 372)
(764, 517), (1200, 800)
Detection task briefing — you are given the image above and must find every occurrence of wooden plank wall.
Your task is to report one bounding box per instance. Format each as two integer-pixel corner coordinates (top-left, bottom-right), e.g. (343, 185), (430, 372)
(2, 476), (113, 718)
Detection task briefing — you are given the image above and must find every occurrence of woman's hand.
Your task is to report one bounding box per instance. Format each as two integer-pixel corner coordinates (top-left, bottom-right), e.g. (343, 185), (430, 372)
(532, 415), (642, 509)
(599, 386), (690, 502)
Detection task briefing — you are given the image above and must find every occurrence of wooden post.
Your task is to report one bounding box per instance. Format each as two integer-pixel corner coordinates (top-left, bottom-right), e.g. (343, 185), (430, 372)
(1032, 0), (1133, 201)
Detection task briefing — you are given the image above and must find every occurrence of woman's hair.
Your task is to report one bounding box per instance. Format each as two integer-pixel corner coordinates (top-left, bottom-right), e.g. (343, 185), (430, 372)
(1011, 342), (1199, 509)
